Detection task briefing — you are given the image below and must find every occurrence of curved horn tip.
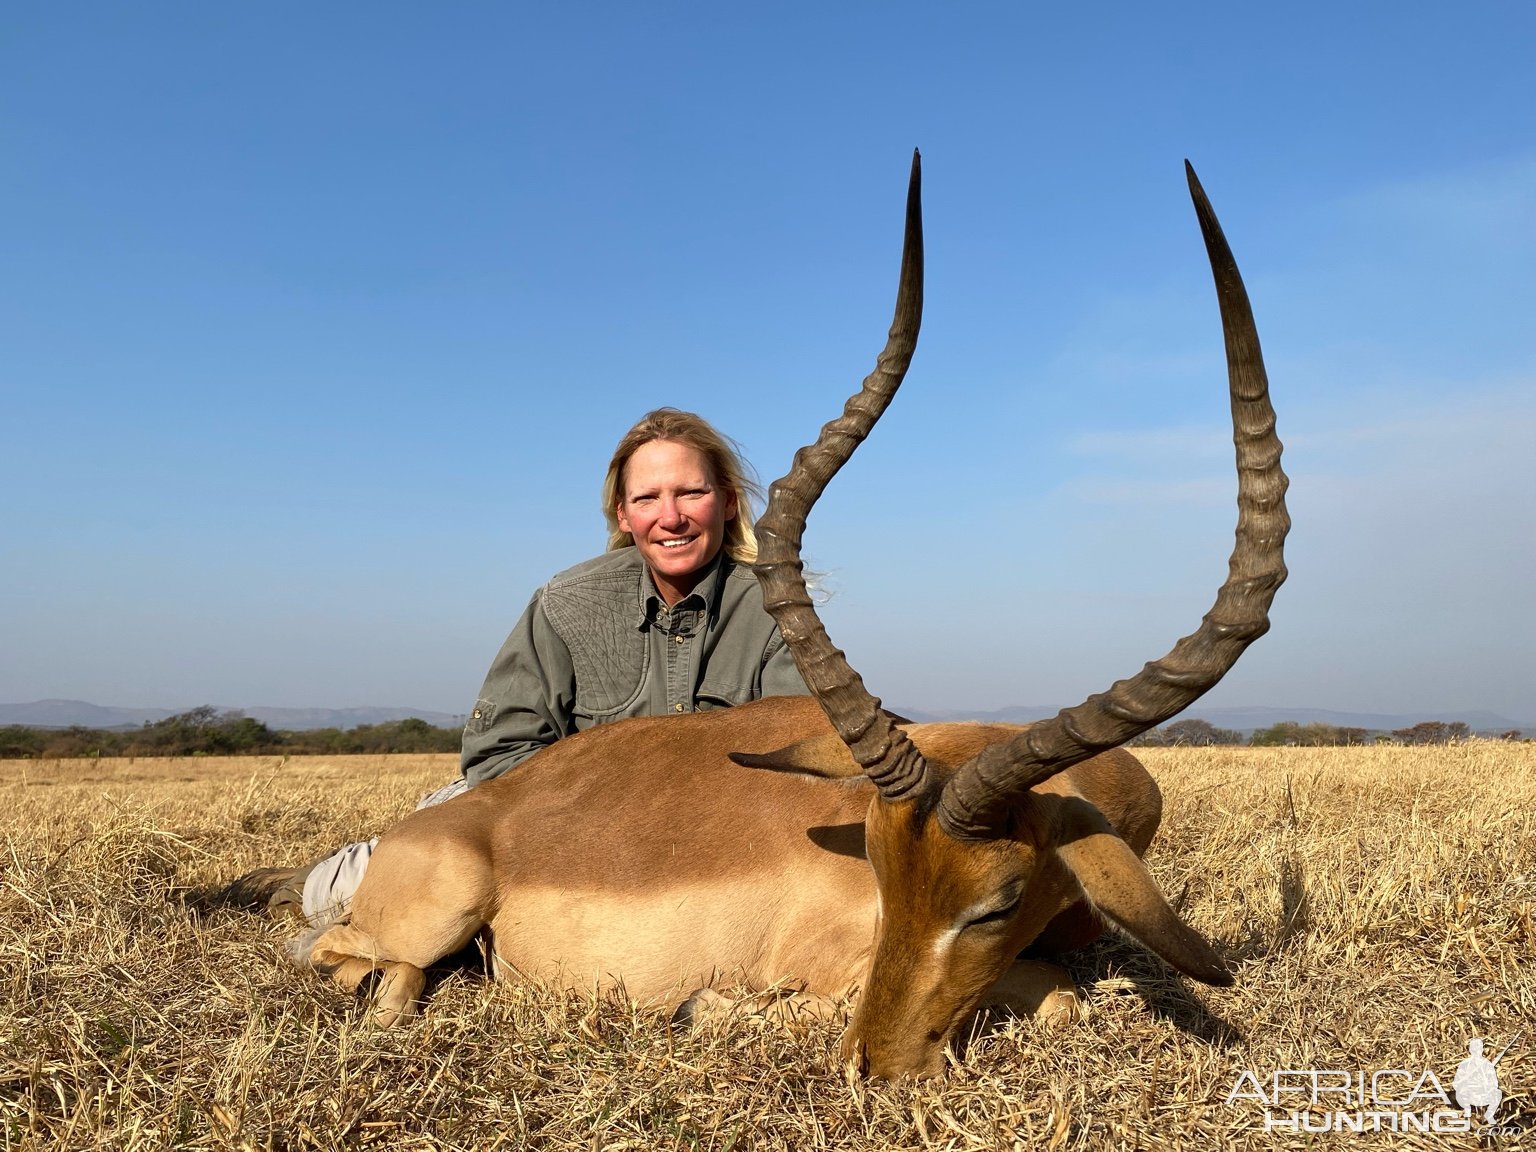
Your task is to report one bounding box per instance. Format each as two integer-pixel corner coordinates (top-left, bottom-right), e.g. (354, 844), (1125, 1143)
(1184, 160), (1212, 207)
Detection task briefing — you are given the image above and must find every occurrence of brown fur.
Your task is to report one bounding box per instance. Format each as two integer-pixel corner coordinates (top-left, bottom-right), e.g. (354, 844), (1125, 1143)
(300, 695), (1224, 1078)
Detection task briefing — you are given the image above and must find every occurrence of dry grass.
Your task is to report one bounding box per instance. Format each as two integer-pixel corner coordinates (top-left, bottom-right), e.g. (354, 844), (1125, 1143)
(1, 745), (1532, 1150)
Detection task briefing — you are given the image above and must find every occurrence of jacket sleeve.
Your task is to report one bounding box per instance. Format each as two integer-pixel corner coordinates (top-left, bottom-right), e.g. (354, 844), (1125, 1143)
(460, 590), (577, 785)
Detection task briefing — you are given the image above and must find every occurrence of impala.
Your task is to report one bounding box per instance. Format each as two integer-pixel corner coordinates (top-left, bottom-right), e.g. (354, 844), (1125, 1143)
(299, 152), (1288, 1079)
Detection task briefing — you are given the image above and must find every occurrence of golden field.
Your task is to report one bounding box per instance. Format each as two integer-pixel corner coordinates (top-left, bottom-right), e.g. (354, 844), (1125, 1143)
(1, 744), (1532, 1150)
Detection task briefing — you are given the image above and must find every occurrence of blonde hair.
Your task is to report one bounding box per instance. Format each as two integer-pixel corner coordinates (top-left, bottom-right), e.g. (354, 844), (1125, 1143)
(602, 408), (762, 564)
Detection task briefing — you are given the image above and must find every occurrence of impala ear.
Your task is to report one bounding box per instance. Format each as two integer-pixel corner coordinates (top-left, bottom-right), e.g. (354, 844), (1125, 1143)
(1048, 796), (1232, 986)
(728, 730), (864, 779)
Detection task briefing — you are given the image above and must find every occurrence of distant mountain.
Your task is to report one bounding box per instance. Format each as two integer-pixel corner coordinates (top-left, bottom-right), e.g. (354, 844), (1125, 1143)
(892, 703), (1534, 736)
(0, 700), (181, 729)
(0, 699), (464, 731)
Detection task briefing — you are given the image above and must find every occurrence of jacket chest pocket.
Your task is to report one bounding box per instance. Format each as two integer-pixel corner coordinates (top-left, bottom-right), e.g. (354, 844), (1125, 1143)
(695, 678), (753, 712)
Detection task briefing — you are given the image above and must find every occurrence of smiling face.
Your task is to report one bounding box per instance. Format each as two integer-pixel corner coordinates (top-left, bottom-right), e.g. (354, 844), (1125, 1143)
(615, 439), (738, 606)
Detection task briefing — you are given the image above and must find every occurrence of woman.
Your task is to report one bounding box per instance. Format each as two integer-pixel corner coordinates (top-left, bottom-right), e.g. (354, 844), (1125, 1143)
(230, 409), (808, 925)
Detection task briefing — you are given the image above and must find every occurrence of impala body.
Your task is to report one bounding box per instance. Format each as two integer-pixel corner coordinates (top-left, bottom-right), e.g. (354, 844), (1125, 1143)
(301, 152), (1288, 1079)
(306, 696), (1212, 1076)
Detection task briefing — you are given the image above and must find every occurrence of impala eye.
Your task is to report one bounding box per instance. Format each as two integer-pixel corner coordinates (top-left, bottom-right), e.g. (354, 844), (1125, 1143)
(966, 889), (1023, 928)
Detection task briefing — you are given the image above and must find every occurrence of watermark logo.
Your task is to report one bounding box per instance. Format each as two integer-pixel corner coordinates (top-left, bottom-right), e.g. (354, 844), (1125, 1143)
(1225, 1033), (1521, 1136)
(1452, 1037), (1504, 1124)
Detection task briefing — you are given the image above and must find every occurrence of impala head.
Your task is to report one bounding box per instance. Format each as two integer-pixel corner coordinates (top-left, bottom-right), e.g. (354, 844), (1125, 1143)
(852, 785), (1058, 1078)
(752, 151), (1288, 1078)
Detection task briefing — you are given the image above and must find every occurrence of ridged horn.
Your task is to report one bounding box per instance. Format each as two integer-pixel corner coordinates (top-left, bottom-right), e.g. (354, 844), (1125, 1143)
(753, 150), (930, 801)
(937, 161), (1290, 840)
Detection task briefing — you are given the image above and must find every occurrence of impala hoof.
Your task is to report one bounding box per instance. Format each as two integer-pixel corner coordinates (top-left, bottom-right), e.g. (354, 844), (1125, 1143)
(1032, 986), (1080, 1028)
(371, 963), (427, 1027)
(671, 988), (730, 1030)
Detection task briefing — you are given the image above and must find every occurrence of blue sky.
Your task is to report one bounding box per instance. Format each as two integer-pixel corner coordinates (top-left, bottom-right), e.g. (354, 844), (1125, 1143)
(4, 4), (1534, 721)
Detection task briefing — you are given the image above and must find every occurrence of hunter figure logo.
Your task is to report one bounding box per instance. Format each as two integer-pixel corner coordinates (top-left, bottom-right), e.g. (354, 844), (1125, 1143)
(1452, 1037), (1506, 1124)
(1225, 1032), (1521, 1135)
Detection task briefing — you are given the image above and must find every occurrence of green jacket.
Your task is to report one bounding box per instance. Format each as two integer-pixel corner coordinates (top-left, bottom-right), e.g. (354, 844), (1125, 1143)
(461, 549), (809, 784)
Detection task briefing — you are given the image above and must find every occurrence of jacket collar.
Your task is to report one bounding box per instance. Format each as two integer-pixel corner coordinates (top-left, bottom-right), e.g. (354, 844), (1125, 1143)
(635, 550), (730, 630)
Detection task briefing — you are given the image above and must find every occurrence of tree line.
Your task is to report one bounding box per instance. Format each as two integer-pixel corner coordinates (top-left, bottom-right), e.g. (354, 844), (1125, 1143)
(1, 707), (1524, 760)
(0, 706), (461, 759)
(1131, 718), (1524, 747)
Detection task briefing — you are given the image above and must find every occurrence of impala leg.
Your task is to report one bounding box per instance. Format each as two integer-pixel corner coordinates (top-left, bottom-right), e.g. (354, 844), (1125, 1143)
(372, 962), (428, 1027)
(312, 951), (381, 994)
(672, 987), (845, 1032)
(308, 920), (473, 1027)
(301, 832), (495, 1026)
(308, 948), (428, 1027)
(980, 960), (1079, 1026)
